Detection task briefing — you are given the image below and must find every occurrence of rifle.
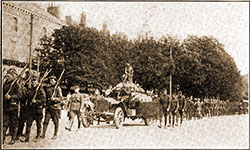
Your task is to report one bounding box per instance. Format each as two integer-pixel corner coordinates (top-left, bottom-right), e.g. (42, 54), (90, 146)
(2, 68), (6, 80)
(4, 64), (27, 118)
(6, 64), (28, 96)
(51, 69), (65, 98)
(31, 69), (52, 102)
(23, 73), (33, 86)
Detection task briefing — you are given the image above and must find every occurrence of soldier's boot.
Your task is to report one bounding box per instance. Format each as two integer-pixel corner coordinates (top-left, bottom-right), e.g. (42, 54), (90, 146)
(78, 121), (81, 129)
(158, 115), (163, 128)
(52, 125), (59, 140)
(15, 135), (20, 140)
(175, 117), (179, 126)
(180, 116), (183, 125)
(16, 128), (25, 140)
(22, 121), (32, 142)
(168, 115), (172, 127)
(164, 115), (168, 127)
(9, 139), (15, 145)
(172, 115), (176, 127)
(8, 140), (15, 145)
(65, 120), (74, 131)
(21, 133), (30, 142)
(98, 116), (101, 125)
(37, 126), (42, 138)
(3, 126), (7, 144)
(40, 124), (48, 139)
(34, 127), (41, 142)
(9, 128), (18, 145)
(3, 136), (6, 145)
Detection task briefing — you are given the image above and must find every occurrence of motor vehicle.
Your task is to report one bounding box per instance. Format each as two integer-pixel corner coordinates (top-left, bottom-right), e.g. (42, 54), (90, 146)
(81, 88), (161, 129)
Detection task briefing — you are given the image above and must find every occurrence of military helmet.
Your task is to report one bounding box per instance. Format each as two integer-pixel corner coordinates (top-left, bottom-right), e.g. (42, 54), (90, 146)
(7, 67), (18, 77)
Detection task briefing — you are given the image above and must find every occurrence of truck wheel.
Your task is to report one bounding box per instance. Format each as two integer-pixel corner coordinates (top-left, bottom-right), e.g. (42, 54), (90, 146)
(144, 117), (154, 126)
(82, 106), (92, 128)
(114, 107), (124, 129)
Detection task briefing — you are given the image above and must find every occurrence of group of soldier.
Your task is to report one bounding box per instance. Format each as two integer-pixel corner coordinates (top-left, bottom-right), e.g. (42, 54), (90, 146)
(3, 66), (93, 145)
(157, 88), (248, 128)
(2, 65), (248, 145)
(2, 67), (66, 145)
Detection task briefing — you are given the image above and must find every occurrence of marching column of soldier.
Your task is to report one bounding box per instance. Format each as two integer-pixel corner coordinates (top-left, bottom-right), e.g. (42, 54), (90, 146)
(157, 88), (248, 128)
(2, 66), (248, 145)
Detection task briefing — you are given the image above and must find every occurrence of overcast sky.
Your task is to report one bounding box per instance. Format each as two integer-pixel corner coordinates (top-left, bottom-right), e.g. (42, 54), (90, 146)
(46, 2), (248, 74)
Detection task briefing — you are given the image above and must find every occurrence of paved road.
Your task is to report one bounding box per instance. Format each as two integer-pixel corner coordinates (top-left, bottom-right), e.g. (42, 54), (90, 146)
(2, 111), (249, 149)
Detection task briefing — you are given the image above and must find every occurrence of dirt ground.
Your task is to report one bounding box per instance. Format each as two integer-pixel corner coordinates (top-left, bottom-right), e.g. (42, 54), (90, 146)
(2, 110), (249, 149)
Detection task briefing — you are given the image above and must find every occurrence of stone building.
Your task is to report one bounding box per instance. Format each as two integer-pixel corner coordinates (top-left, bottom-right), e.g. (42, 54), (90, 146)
(2, 2), (66, 74)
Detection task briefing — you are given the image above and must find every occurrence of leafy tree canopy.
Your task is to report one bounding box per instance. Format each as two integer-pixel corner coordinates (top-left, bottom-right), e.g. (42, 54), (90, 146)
(36, 25), (244, 101)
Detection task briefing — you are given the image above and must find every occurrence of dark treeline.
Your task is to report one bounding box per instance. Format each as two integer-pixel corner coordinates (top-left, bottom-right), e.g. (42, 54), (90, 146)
(36, 25), (244, 101)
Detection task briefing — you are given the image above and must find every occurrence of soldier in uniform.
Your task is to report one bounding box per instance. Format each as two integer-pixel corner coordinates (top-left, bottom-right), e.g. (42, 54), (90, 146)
(158, 88), (170, 128)
(21, 74), (46, 142)
(225, 100), (230, 115)
(3, 68), (22, 145)
(203, 98), (209, 117)
(189, 96), (196, 120)
(168, 92), (179, 127)
(65, 85), (85, 131)
(196, 98), (203, 119)
(124, 63), (134, 83)
(209, 98), (214, 117)
(176, 91), (186, 126)
(185, 97), (192, 120)
(16, 71), (30, 140)
(40, 76), (63, 140)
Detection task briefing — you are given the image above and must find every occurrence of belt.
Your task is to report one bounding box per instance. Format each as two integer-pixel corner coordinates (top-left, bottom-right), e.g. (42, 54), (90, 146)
(10, 102), (17, 105)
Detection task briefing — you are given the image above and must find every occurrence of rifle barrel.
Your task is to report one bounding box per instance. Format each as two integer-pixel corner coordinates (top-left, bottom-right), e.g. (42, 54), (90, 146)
(6, 64), (28, 95)
(32, 69), (52, 100)
(51, 69), (65, 98)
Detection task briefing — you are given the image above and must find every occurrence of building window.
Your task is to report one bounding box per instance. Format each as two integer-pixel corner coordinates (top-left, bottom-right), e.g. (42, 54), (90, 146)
(13, 17), (18, 32)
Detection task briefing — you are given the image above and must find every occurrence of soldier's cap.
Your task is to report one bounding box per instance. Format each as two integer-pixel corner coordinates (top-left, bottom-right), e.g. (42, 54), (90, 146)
(7, 67), (18, 76)
(71, 85), (80, 90)
(49, 76), (57, 80)
(125, 63), (131, 66)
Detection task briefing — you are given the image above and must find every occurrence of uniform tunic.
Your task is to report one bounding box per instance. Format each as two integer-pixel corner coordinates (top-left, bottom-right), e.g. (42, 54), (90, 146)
(159, 93), (170, 113)
(68, 92), (88, 119)
(17, 80), (29, 137)
(3, 79), (22, 141)
(25, 86), (46, 139)
(44, 85), (63, 124)
(45, 85), (63, 110)
(178, 96), (185, 111)
(169, 98), (179, 114)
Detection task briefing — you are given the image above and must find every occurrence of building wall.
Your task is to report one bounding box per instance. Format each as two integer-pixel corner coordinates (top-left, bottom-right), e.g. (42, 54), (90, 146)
(2, 2), (65, 73)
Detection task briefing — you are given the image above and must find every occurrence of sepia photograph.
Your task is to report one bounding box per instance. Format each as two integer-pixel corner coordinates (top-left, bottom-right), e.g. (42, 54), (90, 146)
(1, 1), (249, 149)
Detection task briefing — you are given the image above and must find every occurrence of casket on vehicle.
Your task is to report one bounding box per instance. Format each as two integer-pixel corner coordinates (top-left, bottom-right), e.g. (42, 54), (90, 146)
(82, 89), (162, 129)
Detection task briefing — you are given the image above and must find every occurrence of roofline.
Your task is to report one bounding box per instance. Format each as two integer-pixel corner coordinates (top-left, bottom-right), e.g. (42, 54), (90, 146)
(2, 2), (66, 26)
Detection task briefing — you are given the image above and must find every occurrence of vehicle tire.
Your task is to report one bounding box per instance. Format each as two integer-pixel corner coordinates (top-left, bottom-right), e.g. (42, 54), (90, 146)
(114, 107), (124, 129)
(81, 106), (92, 128)
(144, 117), (154, 126)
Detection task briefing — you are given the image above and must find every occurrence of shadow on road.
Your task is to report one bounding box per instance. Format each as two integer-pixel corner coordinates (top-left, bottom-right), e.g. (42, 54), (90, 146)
(123, 123), (146, 127)
(87, 123), (147, 129)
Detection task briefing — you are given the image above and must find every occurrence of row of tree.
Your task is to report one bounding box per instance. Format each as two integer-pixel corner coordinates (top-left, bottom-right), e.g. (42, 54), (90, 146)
(36, 25), (245, 101)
